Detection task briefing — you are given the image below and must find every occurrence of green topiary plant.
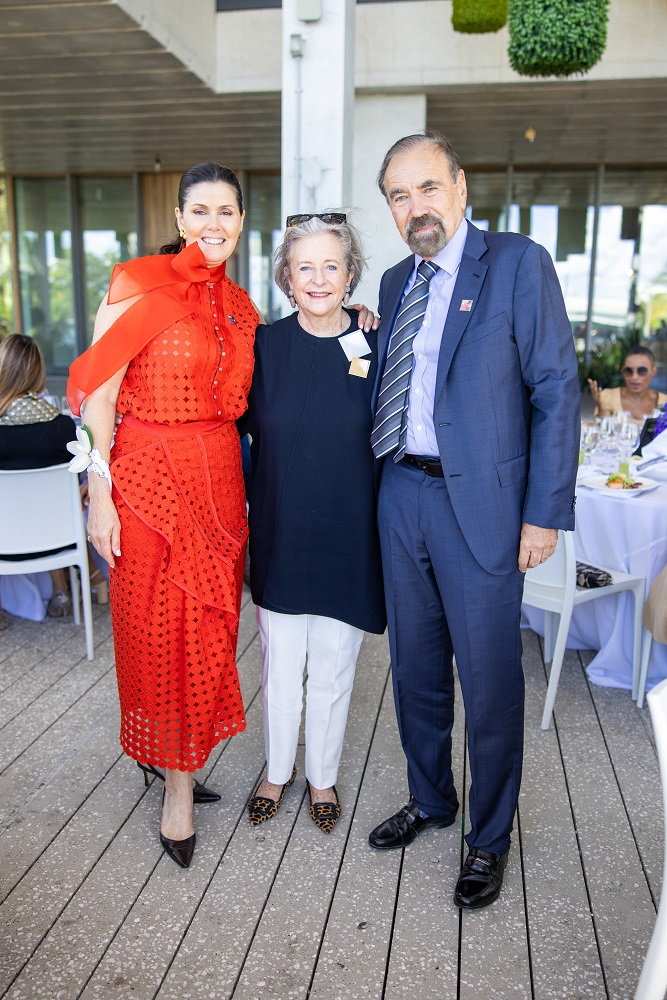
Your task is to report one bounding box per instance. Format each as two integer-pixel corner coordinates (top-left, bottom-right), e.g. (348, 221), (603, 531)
(508, 0), (609, 78)
(452, 0), (507, 33)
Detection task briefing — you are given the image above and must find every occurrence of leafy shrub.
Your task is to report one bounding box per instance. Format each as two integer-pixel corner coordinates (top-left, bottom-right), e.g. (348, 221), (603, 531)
(452, 0), (507, 33)
(508, 0), (609, 78)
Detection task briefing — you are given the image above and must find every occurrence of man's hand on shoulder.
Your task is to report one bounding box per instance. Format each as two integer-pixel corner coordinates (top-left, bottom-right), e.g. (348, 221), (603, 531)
(518, 523), (558, 573)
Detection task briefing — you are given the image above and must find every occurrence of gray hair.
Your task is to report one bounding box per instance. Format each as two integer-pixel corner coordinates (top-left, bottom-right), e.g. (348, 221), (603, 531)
(274, 217), (367, 299)
(377, 131), (462, 199)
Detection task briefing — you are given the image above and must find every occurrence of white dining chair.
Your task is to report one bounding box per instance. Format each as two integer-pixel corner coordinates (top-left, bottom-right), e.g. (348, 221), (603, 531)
(522, 529), (644, 730)
(0, 464), (94, 660)
(635, 676), (667, 1000)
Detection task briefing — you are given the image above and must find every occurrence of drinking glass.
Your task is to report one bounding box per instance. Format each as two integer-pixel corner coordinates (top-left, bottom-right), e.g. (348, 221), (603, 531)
(580, 425), (598, 465)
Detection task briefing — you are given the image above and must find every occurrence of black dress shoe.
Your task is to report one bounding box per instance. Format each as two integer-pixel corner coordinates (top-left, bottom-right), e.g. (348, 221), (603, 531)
(160, 831), (196, 869)
(137, 762), (221, 804)
(368, 797), (457, 850)
(454, 849), (508, 909)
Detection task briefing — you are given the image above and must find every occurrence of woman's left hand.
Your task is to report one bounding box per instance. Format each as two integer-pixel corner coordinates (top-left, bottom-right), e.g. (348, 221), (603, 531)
(351, 303), (380, 333)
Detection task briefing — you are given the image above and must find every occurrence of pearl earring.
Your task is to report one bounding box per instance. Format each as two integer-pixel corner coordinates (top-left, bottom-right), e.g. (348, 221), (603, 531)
(288, 288), (296, 308)
(344, 285), (351, 305)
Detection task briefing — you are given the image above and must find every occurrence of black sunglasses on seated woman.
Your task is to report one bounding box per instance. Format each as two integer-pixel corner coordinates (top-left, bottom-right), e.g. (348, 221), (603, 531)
(286, 213), (347, 227)
(622, 366), (650, 377)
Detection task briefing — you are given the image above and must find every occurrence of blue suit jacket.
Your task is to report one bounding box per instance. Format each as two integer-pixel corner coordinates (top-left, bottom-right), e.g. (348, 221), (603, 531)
(374, 222), (580, 576)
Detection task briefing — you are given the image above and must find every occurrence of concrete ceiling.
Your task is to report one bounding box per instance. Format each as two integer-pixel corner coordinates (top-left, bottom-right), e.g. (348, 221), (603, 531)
(0, 0), (666, 177)
(427, 77), (667, 170)
(0, 0), (281, 174)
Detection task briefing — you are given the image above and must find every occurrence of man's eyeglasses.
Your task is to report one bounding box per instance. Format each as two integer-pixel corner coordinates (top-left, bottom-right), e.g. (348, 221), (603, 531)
(286, 212), (347, 228)
(622, 366), (650, 377)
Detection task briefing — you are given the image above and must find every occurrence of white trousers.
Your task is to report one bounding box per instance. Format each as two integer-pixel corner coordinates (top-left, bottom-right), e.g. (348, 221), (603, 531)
(256, 607), (364, 789)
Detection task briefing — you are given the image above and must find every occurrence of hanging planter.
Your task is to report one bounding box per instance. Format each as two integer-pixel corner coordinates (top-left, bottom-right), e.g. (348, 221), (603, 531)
(508, 0), (610, 78)
(452, 0), (507, 33)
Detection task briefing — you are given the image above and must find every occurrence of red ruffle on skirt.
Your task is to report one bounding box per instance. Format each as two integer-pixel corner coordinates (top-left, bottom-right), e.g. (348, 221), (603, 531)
(109, 415), (248, 771)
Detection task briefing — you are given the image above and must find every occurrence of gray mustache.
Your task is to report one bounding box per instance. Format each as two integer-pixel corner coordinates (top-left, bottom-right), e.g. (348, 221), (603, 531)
(406, 214), (444, 237)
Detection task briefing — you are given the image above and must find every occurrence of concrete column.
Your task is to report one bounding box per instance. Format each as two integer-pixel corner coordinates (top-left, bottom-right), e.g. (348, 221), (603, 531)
(351, 93), (426, 311)
(281, 0), (356, 223)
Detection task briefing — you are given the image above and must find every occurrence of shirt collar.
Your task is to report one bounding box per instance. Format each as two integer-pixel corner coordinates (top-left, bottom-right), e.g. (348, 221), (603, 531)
(413, 217), (468, 277)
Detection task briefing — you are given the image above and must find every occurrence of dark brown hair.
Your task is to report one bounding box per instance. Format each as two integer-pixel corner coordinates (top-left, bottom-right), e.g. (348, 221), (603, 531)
(159, 162), (244, 254)
(377, 131), (462, 199)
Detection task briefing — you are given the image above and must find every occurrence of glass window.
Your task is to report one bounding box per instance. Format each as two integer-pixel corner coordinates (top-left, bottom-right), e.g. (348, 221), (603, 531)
(0, 180), (13, 336)
(465, 172), (509, 232)
(467, 170), (597, 341)
(507, 172), (597, 344)
(15, 178), (75, 371)
(246, 173), (282, 323)
(592, 172), (667, 373)
(80, 177), (137, 343)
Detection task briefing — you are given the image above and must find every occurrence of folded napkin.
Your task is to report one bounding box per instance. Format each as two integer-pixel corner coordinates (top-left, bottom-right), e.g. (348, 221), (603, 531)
(639, 427), (667, 464)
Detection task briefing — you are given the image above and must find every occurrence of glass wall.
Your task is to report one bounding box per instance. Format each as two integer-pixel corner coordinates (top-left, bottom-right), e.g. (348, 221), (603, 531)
(15, 177), (76, 370)
(0, 180), (13, 335)
(80, 177), (137, 343)
(466, 168), (667, 371)
(13, 176), (138, 371)
(467, 171), (597, 344)
(508, 172), (597, 346)
(246, 173), (282, 324)
(592, 171), (667, 368)
(465, 172), (508, 234)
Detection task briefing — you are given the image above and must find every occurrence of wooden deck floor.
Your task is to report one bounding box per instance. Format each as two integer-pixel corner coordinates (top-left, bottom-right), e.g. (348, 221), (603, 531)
(0, 593), (662, 999)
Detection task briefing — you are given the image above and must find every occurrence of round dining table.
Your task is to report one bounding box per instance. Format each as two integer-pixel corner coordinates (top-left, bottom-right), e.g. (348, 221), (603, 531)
(522, 462), (667, 692)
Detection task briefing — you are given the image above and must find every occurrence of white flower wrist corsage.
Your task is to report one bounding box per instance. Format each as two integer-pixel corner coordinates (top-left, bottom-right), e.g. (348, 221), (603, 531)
(66, 425), (112, 492)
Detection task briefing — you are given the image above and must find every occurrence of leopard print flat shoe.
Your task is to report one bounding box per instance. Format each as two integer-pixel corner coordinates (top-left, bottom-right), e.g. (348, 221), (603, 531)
(247, 764), (297, 826)
(308, 783), (341, 834)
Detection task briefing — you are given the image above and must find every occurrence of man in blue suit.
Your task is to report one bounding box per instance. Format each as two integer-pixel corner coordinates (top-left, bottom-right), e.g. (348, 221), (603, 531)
(368, 132), (579, 908)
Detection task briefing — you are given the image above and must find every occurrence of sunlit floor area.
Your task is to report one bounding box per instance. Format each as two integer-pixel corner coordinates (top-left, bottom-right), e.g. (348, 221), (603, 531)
(0, 593), (661, 999)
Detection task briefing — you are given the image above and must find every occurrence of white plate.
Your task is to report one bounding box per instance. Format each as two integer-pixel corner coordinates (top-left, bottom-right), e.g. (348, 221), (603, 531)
(578, 474), (661, 497)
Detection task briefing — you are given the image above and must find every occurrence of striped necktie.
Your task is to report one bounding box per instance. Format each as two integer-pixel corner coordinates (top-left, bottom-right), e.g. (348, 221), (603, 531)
(371, 259), (440, 461)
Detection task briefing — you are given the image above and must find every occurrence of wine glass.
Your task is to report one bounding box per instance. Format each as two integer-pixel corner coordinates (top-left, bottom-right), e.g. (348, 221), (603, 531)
(617, 421), (639, 475)
(579, 424), (598, 466)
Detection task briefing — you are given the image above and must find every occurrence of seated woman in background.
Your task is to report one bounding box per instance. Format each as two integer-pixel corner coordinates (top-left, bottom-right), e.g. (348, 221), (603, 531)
(588, 345), (667, 421)
(0, 334), (106, 628)
(243, 214), (385, 834)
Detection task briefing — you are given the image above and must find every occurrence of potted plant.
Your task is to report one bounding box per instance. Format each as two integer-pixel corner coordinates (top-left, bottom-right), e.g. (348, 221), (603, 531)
(452, 0), (507, 33)
(508, 0), (610, 77)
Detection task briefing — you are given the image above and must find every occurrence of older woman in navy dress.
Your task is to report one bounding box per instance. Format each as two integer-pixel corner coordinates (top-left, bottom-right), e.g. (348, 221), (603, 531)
(244, 215), (385, 833)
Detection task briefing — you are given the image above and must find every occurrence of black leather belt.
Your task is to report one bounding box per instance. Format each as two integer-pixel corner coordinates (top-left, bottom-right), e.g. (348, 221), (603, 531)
(403, 454), (444, 477)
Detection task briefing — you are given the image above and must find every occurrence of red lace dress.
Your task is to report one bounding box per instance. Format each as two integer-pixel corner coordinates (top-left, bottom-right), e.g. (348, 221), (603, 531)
(67, 244), (257, 771)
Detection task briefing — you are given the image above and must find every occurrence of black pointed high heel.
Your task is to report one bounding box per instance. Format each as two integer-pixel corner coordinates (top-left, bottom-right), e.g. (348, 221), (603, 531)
(160, 830), (196, 869)
(137, 761), (221, 803)
(160, 787), (196, 868)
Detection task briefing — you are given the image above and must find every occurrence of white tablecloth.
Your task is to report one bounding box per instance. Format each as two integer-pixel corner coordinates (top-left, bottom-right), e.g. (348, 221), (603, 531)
(522, 462), (667, 691)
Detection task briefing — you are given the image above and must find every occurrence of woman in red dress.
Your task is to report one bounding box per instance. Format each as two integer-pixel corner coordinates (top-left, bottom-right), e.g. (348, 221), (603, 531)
(67, 163), (257, 868)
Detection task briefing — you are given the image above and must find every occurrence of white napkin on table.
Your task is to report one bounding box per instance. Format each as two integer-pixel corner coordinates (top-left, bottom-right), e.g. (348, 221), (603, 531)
(639, 429), (667, 464)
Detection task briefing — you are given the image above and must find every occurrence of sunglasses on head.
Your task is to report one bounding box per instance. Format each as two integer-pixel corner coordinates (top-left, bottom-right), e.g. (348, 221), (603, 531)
(286, 212), (347, 227)
(622, 366), (650, 377)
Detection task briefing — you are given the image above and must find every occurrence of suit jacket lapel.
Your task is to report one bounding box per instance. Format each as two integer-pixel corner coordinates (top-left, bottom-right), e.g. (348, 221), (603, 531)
(434, 224), (488, 403)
